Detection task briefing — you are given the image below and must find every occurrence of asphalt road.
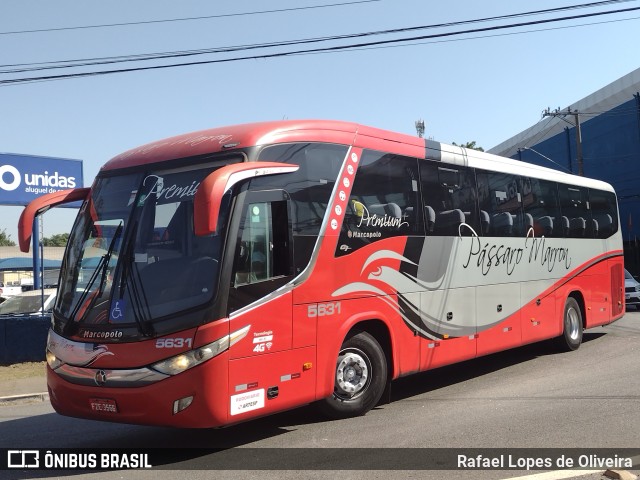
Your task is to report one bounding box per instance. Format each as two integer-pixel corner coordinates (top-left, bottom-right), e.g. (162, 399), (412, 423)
(1, 312), (640, 480)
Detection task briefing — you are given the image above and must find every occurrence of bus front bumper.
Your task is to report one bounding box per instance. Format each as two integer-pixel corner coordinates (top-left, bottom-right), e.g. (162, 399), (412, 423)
(46, 358), (230, 428)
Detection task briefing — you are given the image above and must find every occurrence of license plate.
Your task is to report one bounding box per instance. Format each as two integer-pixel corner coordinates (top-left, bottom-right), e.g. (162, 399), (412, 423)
(90, 398), (118, 413)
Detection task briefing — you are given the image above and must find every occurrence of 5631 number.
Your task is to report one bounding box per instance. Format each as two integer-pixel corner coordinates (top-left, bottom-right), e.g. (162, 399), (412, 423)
(307, 301), (341, 318)
(155, 338), (193, 349)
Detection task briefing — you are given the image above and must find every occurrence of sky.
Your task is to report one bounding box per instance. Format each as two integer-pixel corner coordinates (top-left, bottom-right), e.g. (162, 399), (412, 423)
(1, 0), (640, 244)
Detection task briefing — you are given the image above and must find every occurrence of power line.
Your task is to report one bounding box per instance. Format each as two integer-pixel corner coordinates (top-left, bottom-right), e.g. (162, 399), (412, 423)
(519, 147), (573, 173)
(0, 0), (382, 36)
(301, 14), (639, 57)
(520, 116), (558, 151)
(2, 3), (639, 86)
(1, 0), (635, 73)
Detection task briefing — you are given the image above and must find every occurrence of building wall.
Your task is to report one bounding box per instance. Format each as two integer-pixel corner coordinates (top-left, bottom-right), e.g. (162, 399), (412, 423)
(515, 95), (640, 242)
(490, 69), (640, 273)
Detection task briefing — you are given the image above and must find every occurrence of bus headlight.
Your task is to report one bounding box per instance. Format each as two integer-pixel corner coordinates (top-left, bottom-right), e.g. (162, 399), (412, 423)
(151, 337), (229, 375)
(46, 350), (64, 370)
(150, 325), (249, 376)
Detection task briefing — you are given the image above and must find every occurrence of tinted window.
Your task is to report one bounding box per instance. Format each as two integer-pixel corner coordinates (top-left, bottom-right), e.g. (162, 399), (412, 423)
(477, 171), (526, 237)
(522, 178), (561, 238)
(256, 143), (345, 235)
(338, 151), (421, 255)
(589, 189), (618, 239)
(558, 184), (592, 238)
(421, 161), (479, 236)
(256, 142), (346, 272)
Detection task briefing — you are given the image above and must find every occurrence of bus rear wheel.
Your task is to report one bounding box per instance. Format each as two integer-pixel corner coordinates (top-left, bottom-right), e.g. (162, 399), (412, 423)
(557, 296), (583, 351)
(319, 331), (387, 419)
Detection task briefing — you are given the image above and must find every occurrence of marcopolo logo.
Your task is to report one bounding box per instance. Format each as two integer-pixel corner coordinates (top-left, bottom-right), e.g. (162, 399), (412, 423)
(0, 164), (77, 193)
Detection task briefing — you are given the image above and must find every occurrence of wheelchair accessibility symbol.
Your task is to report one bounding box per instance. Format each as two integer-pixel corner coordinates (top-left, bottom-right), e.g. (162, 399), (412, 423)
(110, 299), (126, 322)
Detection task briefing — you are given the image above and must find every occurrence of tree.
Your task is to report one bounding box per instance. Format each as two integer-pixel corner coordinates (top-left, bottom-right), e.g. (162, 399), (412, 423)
(42, 233), (70, 247)
(452, 141), (484, 152)
(0, 229), (16, 247)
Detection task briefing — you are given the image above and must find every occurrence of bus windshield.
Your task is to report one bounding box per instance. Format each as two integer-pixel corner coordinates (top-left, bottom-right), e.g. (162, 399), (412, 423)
(55, 163), (231, 338)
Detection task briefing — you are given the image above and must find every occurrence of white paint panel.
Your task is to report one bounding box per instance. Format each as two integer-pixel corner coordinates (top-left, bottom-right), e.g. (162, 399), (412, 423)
(475, 282), (521, 328)
(419, 287), (477, 338)
(521, 279), (557, 307)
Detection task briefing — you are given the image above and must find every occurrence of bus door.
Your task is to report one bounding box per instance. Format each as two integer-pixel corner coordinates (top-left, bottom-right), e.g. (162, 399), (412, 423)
(227, 189), (295, 356)
(225, 190), (316, 419)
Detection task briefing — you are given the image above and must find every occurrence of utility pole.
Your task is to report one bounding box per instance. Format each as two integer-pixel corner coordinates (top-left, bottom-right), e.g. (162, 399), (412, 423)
(415, 119), (425, 138)
(542, 107), (584, 176)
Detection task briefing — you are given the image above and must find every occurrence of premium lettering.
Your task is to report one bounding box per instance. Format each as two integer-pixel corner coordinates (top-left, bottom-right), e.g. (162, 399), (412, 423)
(356, 205), (409, 230)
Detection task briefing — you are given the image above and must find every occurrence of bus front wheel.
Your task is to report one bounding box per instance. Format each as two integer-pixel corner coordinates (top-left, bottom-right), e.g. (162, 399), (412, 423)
(319, 331), (387, 419)
(557, 296), (583, 351)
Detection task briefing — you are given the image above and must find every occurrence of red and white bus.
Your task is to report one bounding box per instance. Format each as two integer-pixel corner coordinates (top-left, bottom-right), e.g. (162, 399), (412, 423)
(19, 120), (624, 427)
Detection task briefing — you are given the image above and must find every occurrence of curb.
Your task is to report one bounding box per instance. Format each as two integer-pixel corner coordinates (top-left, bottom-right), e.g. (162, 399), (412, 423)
(0, 392), (49, 405)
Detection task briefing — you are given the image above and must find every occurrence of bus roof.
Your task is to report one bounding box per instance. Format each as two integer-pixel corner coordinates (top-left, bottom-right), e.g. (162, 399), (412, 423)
(102, 119), (614, 193)
(433, 140), (615, 193)
(103, 120), (362, 171)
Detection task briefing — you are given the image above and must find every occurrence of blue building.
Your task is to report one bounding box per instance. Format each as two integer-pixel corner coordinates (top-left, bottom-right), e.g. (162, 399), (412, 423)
(489, 67), (640, 272)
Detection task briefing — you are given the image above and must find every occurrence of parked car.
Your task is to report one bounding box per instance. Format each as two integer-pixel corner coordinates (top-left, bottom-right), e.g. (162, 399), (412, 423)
(625, 269), (640, 310)
(0, 284), (25, 297)
(0, 288), (57, 315)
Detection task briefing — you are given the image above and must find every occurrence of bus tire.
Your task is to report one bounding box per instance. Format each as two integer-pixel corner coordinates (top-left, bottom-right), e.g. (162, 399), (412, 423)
(557, 296), (583, 351)
(319, 331), (387, 419)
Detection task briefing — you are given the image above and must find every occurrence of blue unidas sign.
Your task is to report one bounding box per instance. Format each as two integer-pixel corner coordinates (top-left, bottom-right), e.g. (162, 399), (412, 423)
(0, 153), (83, 206)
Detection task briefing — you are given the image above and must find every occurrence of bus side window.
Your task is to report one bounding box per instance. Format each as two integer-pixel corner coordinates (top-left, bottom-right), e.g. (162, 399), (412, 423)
(589, 189), (618, 239)
(476, 171), (524, 237)
(558, 184), (593, 238)
(420, 161), (480, 236)
(523, 178), (561, 238)
(337, 151), (422, 255)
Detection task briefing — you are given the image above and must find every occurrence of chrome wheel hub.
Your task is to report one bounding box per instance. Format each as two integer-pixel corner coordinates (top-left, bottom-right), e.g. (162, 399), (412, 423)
(335, 350), (369, 399)
(567, 307), (580, 340)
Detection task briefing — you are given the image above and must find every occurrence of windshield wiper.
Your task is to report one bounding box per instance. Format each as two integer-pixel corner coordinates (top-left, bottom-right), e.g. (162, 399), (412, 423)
(69, 222), (123, 323)
(117, 219), (154, 337)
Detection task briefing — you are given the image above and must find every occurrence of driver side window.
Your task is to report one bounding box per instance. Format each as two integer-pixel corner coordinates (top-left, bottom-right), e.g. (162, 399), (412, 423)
(234, 202), (272, 286)
(228, 194), (293, 312)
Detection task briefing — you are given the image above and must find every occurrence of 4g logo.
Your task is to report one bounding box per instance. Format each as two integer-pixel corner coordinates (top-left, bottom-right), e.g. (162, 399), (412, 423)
(252, 342), (273, 353)
(252, 332), (274, 353)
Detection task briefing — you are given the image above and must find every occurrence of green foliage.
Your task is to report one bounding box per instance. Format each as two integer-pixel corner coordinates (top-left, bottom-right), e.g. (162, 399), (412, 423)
(42, 233), (70, 247)
(0, 229), (16, 247)
(452, 141), (484, 152)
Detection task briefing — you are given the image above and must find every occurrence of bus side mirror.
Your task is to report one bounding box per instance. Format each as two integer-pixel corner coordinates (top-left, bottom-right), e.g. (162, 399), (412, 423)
(193, 162), (298, 236)
(18, 187), (90, 252)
